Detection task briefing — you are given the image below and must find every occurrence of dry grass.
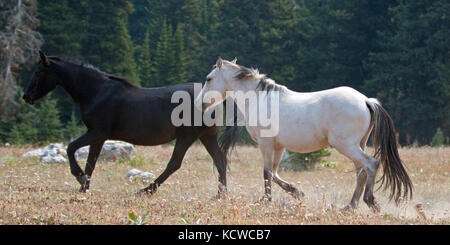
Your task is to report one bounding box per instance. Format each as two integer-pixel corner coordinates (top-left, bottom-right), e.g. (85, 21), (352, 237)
(0, 144), (448, 225)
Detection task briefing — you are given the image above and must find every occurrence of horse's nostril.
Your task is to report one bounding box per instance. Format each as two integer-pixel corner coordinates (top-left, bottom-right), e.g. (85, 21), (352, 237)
(22, 94), (32, 104)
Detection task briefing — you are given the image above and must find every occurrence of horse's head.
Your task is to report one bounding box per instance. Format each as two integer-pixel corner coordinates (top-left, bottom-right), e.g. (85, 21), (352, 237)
(195, 57), (239, 111)
(23, 51), (59, 105)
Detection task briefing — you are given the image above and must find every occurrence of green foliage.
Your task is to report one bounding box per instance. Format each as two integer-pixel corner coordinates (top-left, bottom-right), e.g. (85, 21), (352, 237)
(136, 29), (154, 87)
(36, 98), (63, 143)
(5, 99), (39, 144)
(322, 161), (338, 168)
(63, 111), (85, 141)
(128, 155), (147, 167)
(0, 97), (66, 145)
(127, 210), (150, 225)
(173, 23), (188, 84)
(37, 0), (81, 56)
(4, 0), (449, 145)
(283, 148), (332, 170)
(363, 0), (450, 145)
(431, 128), (445, 146)
(80, 0), (139, 84)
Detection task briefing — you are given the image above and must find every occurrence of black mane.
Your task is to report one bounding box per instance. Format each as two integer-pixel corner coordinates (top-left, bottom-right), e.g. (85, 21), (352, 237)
(48, 56), (136, 87)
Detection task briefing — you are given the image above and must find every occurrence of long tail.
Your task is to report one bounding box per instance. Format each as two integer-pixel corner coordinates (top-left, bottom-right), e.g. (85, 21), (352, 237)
(219, 100), (242, 162)
(366, 98), (413, 205)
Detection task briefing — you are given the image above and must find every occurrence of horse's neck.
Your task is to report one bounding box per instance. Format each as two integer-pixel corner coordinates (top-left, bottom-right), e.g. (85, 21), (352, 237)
(230, 79), (281, 126)
(54, 62), (102, 105)
(230, 78), (260, 94)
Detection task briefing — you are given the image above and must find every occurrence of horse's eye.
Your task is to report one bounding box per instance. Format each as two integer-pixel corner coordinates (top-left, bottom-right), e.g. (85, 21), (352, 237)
(206, 78), (212, 82)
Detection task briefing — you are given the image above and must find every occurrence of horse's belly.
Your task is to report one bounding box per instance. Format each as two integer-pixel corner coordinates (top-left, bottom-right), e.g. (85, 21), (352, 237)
(111, 118), (177, 146)
(277, 129), (329, 153)
(274, 107), (329, 153)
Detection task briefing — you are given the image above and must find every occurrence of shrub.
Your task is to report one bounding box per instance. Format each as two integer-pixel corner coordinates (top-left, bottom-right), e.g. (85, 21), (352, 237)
(431, 128), (444, 146)
(63, 111), (85, 141)
(282, 148), (332, 170)
(36, 98), (63, 143)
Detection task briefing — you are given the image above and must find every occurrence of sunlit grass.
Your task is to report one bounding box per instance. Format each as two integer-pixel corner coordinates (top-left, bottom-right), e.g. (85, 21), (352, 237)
(0, 145), (448, 224)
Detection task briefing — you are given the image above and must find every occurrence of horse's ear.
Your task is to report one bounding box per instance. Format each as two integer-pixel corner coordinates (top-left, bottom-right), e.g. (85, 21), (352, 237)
(39, 50), (50, 66)
(231, 57), (237, 64)
(216, 56), (223, 69)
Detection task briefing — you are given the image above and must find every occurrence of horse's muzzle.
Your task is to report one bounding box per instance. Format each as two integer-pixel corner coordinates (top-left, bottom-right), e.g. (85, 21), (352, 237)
(22, 94), (34, 105)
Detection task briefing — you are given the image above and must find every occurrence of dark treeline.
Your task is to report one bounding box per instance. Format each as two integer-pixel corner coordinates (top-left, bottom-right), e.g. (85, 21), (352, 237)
(0, 0), (448, 145)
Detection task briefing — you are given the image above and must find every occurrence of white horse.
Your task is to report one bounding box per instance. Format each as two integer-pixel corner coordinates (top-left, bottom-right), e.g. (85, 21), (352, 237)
(195, 57), (413, 212)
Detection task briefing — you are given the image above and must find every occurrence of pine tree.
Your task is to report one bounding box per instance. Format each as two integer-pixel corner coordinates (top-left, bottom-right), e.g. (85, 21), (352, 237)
(6, 98), (39, 144)
(35, 0), (84, 124)
(0, 0), (42, 117)
(173, 23), (188, 84)
(36, 98), (62, 143)
(136, 29), (154, 87)
(81, 0), (139, 83)
(259, 0), (299, 88)
(63, 110), (85, 142)
(154, 19), (176, 86)
(364, 0), (450, 144)
(37, 0), (81, 56)
(431, 128), (444, 146)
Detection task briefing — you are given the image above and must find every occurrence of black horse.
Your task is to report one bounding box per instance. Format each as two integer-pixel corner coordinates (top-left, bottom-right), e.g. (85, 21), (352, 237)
(22, 51), (240, 196)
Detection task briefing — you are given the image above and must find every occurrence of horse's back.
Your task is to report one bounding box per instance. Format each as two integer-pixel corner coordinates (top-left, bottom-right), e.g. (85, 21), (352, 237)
(108, 83), (207, 145)
(276, 86), (372, 152)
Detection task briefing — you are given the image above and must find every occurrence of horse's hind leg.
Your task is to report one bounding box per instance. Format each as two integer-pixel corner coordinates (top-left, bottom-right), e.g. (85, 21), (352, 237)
(199, 133), (227, 198)
(138, 135), (197, 196)
(342, 121), (373, 210)
(335, 145), (380, 212)
(272, 147), (304, 200)
(342, 167), (367, 211)
(362, 156), (380, 212)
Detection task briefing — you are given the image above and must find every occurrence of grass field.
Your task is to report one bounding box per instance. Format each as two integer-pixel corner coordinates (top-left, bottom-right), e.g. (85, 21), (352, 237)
(0, 144), (448, 225)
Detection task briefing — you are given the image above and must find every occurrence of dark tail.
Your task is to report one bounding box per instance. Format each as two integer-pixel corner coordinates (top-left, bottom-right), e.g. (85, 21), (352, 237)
(219, 100), (242, 161)
(366, 99), (413, 205)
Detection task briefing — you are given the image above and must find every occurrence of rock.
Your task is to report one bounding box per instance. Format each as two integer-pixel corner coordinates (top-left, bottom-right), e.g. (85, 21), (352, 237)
(42, 155), (67, 163)
(22, 143), (67, 163)
(138, 172), (155, 180)
(126, 169), (142, 180)
(126, 168), (154, 181)
(75, 140), (135, 162)
(22, 141), (135, 163)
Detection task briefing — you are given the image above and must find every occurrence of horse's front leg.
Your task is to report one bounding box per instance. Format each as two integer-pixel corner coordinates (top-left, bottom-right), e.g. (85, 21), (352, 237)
(262, 168), (273, 201)
(259, 142), (275, 202)
(66, 132), (104, 191)
(272, 148), (304, 200)
(81, 141), (105, 192)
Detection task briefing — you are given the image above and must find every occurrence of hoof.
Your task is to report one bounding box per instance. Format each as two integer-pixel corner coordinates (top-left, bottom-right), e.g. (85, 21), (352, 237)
(79, 185), (89, 193)
(214, 190), (227, 200)
(258, 194), (272, 203)
(369, 202), (381, 213)
(77, 175), (90, 192)
(136, 183), (158, 196)
(364, 197), (381, 213)
(340, 205), (356, 213)
(291, 189), (305, 200)
(136, 188), (153, 196)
